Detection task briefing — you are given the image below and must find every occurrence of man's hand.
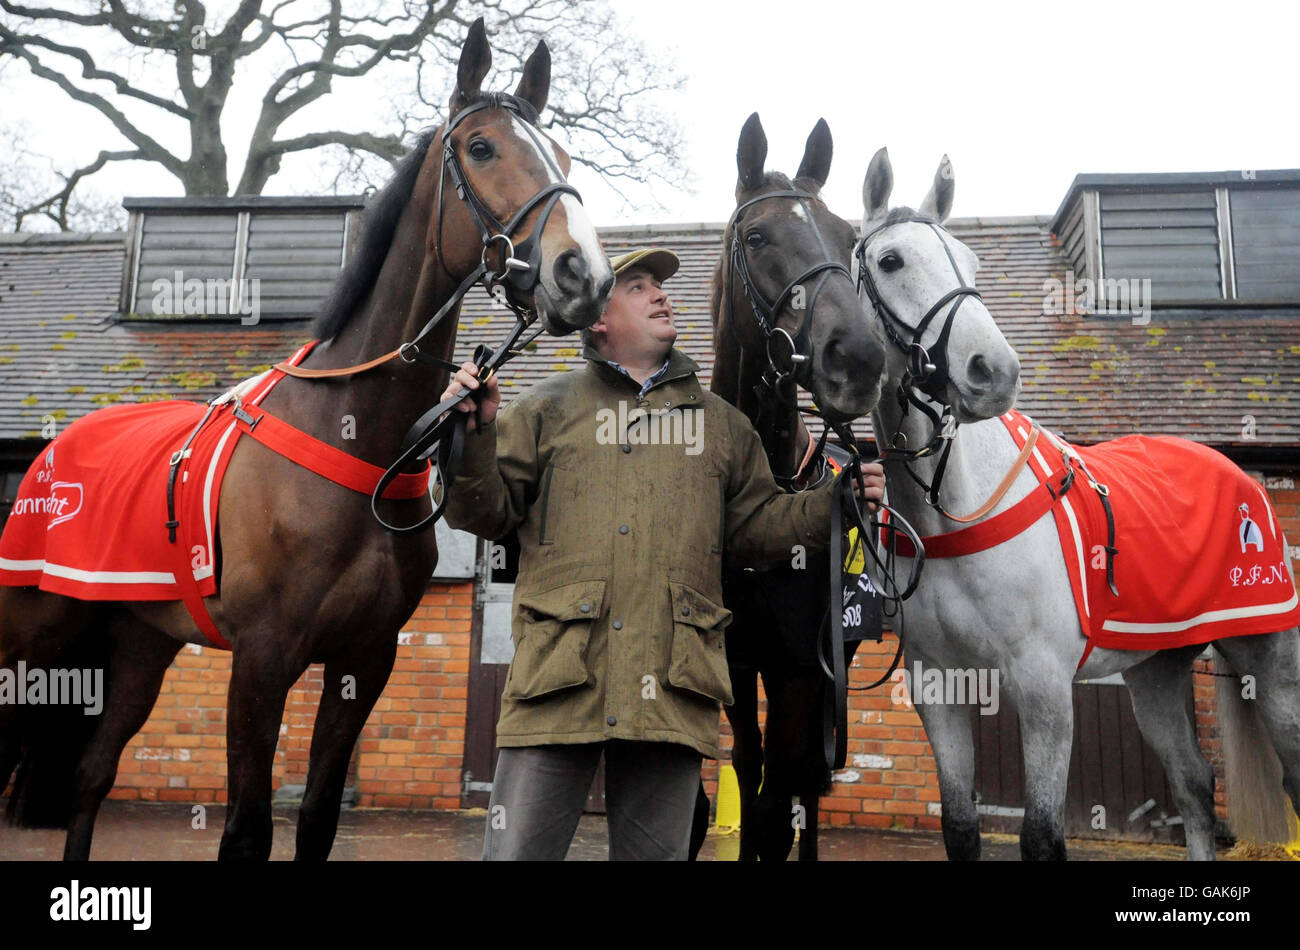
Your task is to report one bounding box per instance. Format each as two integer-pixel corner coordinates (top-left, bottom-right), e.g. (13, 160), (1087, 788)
(441, 361), (501, 432)
(851, 461), (886, 512)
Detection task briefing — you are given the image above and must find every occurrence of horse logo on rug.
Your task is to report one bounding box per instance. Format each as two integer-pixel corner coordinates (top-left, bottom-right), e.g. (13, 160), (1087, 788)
(1239, 503), (1265, 554)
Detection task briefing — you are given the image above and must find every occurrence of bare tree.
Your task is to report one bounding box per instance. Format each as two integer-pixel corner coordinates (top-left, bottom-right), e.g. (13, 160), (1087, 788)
(0, 121), (127, 231)
(0, 0), (685, 228)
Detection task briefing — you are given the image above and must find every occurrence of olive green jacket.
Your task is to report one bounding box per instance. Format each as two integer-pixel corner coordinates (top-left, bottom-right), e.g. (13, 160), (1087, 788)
(444, 345), (834, 758)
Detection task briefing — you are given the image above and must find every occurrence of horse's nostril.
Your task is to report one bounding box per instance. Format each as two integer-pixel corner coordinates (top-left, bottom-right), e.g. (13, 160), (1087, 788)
(553, 249), (590, 294)
(967, 353), (994, 392)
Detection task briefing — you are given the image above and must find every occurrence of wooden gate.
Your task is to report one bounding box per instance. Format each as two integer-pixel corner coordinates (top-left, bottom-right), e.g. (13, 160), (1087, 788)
(971, 673), (1187, 843)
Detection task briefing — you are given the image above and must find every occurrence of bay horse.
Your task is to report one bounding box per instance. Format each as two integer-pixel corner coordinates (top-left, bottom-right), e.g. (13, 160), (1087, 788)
(704, 113), (887, 860)
(854, 146), (1300, 859)
(0, 18), (613, 860)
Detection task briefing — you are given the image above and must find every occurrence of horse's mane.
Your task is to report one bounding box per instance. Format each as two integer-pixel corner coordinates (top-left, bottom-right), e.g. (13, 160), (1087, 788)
(311, 93), (543, 342)
(312, 127), (438, 341)
(877, 205), (934, 229)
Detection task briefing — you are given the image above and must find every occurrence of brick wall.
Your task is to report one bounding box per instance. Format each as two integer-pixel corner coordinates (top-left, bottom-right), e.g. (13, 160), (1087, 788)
(105, 583), (473, 809)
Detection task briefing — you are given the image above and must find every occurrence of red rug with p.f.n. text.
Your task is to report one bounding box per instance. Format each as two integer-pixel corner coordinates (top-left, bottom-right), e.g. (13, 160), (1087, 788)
(1002, 410), (1300, 653)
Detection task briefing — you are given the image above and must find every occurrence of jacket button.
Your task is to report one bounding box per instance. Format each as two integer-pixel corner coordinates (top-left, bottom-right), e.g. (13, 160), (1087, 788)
(619, 524), (629, 534)
(612, 620), (623, 630)
(579, 603), (591, 614)
(607, 716), (617, 726)
(681, 606), (691, 616)
(621, 444), (631, 454)
(664, 401), (671, 407)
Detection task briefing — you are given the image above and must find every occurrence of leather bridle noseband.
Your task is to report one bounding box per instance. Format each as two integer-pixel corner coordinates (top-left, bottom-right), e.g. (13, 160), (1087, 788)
(433, 94), (580, 311)
(275, 93), (589, 535)
(854, 216), (984, 510)
(727, 189), (856, 396)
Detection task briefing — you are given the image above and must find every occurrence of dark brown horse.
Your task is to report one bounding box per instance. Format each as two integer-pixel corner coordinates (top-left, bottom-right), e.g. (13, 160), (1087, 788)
(0, 18), (612, 861)
(706, 113), (886, 859)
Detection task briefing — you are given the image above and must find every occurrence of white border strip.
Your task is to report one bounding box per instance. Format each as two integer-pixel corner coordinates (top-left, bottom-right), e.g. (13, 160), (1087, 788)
(1103, 591), (1298, 634)
(0, 557), (175, 585)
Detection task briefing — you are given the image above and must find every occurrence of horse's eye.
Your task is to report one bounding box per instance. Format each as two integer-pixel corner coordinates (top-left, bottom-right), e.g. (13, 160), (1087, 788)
(468, 139), (494, 161)
(744, 230), (765, 250)
(878, 252), (904, 273)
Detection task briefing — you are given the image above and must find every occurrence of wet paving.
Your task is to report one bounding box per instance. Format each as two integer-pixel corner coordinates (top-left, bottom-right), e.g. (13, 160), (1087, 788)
(0, 801), (1200, 860)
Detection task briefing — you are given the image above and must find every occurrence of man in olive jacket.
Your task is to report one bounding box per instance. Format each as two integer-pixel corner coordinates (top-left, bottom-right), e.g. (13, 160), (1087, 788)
(442, 248), (884, 860)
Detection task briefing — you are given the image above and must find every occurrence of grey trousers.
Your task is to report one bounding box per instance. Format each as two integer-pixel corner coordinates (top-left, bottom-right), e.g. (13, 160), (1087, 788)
(482, 740), (702, 861)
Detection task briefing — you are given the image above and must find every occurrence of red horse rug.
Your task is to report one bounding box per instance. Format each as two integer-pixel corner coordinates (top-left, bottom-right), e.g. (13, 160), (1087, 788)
(892, 410), (1300, 662)
(0, 365), (293, 604)
(0, 342), (431, 647)
(1004, 410), (1300, 658)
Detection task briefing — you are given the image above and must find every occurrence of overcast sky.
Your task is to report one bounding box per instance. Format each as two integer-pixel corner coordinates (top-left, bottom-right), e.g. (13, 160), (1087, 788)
(5, 0), (1297, 229)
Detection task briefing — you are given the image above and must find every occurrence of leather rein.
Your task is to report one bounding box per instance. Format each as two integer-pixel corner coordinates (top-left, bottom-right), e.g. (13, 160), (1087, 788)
(273, 94), (580, 535)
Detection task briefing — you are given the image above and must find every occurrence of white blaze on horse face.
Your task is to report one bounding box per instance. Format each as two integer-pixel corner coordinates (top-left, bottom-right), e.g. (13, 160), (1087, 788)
(508, 114), (609, 298)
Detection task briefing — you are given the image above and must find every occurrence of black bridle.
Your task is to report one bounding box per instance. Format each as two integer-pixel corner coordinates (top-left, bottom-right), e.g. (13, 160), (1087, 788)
(370, 93), (585, 534)
(726, 189), (856, 397)
(854, 216), (984, 511)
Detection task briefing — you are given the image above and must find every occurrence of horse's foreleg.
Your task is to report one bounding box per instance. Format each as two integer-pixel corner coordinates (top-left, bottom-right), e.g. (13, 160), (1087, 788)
(914, 693), (980, 860)
(723, 669), (762, 862)
(796, 793), (820, 861)
(219, 638), (301, 862)
(294, 636), (398, 861)
(64, 615), (180, 860)
(1012, 672), (1072, 861)
(1123, 645), (1217, 860)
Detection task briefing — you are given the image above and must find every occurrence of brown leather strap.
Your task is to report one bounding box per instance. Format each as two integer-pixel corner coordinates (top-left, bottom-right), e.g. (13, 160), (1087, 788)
(273, 348), (402, 379)
(940, 426), (1039, 524)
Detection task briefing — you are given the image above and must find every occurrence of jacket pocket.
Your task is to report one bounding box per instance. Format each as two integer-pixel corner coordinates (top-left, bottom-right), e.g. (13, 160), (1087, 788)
(504, 579), (605, 701)
(666, 581), (735, 705)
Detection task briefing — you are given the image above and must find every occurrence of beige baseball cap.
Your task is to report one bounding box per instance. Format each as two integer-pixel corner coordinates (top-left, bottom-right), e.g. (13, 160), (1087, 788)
(610, 248), (680, 283)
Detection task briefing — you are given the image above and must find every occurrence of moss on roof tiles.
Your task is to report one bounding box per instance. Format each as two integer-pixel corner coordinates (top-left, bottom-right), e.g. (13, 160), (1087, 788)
(103, 356), (146, 372)
(167, 370), (218, 389)
(1053, 335), (1102, 352)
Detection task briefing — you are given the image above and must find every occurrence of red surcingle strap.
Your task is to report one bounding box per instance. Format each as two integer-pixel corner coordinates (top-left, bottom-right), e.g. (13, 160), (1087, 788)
(232, 406), (431, 499)
(887, 413), (1073, 560)
(890, 479), (1062, 559)
(170, 342), (431, 649)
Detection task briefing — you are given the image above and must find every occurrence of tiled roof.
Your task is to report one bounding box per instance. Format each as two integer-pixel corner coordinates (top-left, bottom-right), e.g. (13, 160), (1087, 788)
(2, 219), (1298, 450)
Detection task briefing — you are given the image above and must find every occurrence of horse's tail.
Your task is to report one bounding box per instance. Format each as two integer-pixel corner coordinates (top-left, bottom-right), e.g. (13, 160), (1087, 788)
(1214, 649), (1300, 845)
(2, 611), (111, 830)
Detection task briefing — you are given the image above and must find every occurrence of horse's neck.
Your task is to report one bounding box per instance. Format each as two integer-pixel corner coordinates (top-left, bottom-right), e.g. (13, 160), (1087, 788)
(270, 200), (459, 466)
(873, 391), (1029, 539)
(710, 296), (807, 480)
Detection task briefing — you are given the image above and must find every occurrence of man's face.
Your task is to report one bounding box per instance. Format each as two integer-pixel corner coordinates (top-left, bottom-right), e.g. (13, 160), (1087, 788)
(589, 266), (676, 359)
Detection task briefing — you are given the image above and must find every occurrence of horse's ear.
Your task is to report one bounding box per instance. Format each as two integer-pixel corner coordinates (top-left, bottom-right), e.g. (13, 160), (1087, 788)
(452, 17), (492, 111)
(862, 146), (893, 227)
(514, 40), (550, 115)
(919, 154), (955, 223)
(795, 118), (833, 191)
(736, 112), (768, 197)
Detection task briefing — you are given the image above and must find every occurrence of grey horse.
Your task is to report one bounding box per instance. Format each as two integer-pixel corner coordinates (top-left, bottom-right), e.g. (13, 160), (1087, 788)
(854, 146), (1300, 860)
